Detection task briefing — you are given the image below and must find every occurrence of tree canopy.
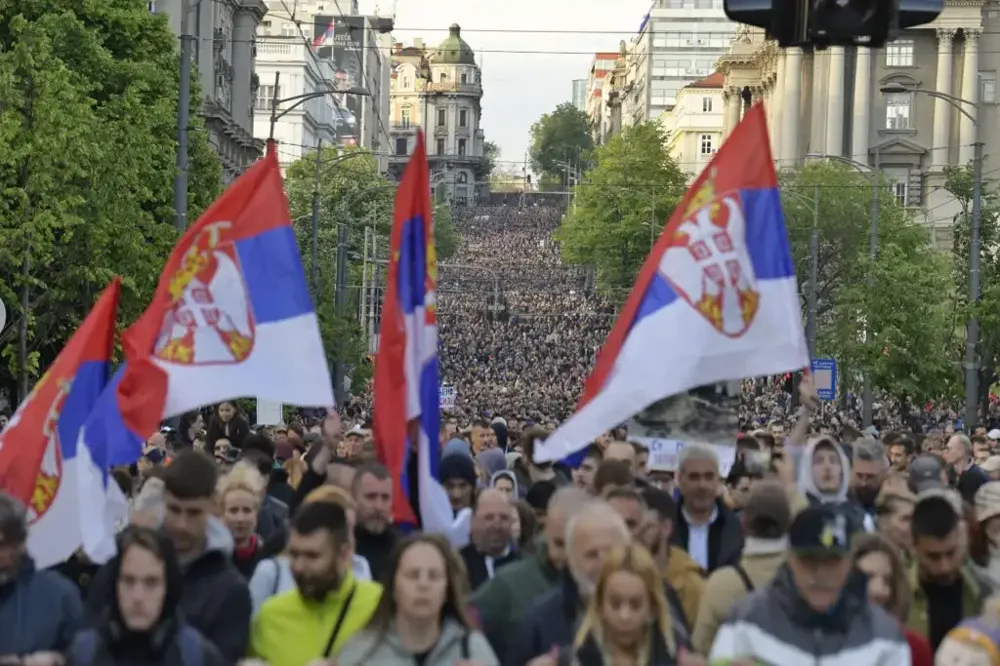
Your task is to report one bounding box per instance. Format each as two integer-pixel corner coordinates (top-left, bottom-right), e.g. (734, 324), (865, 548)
(482, 140), (500, 180)
(557, 122), (687, 294)
(529, 102), (593, 190)
(0, 1), (221, 401)
(283, 147), (458, 396)
(780, 162), (955, 402)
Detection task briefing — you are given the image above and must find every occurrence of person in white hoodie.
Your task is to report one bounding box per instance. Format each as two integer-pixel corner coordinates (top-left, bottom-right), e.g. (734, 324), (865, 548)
(796, 436), (875, 536)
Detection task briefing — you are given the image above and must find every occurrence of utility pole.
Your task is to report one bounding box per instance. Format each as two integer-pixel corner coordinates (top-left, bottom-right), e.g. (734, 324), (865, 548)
(862, 148), (881, 428)
(965, 139), (985, 428)
(174, 0), (194, 232)
(807, 183), (819, 358)
(310, 139), (323, 293)
(333, 223), (349, 405)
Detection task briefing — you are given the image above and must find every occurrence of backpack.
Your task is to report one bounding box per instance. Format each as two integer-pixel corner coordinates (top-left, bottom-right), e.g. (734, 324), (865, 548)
(71, 625), (203, 666)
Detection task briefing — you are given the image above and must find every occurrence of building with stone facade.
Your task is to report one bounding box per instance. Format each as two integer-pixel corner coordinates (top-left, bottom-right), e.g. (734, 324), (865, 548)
(156, 0), (268, 181)
(717, 2), (995, 240)
(388, 24), (489, 205)
(659, 71), (725, 177)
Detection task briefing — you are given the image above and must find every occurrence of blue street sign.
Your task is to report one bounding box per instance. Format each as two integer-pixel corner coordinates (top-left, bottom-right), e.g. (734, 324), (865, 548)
(810, 358), (837, 401)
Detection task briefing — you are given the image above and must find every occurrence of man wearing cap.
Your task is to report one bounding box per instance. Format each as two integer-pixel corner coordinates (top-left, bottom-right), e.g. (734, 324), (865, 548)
(709, 505), (909, 665)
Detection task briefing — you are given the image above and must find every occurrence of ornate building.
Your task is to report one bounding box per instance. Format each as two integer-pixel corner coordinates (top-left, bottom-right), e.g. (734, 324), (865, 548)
(717, 2), (994, 240)
(388, 24), (489, 205)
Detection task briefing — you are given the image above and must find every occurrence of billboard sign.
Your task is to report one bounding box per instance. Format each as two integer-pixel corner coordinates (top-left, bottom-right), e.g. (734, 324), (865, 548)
(313, 15), (365, 148)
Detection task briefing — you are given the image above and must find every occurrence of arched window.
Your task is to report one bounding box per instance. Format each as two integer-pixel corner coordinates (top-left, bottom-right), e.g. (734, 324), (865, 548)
(439, 72), (448, 82)
(457, 172), (468, 183)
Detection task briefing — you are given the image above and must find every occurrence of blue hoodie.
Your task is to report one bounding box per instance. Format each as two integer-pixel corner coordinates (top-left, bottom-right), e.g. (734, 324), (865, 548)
(0, 555), (83, 656)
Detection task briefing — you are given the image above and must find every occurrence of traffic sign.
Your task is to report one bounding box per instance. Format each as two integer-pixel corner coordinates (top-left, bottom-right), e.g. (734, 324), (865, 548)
(810, 358), (837, 400)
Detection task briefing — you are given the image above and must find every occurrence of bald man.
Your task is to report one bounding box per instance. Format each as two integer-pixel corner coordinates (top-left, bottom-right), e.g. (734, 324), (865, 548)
(460, 488), (521, 591)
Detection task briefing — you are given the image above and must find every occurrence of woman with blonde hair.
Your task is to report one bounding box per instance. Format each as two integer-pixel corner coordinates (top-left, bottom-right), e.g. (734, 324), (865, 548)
(248, 485), (372, 615)
(851, 533), (932, 666)
(217, 461), (266, 579)
(336, 534), (498, 666)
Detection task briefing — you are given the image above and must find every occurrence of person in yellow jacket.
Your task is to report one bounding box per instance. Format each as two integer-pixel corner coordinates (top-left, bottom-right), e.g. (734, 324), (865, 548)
(249, 502), (382, 666)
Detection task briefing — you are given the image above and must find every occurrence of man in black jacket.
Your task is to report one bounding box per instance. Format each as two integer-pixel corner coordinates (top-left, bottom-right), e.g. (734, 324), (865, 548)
(86, 450), (251, 664)
(350, 462), (400, 582)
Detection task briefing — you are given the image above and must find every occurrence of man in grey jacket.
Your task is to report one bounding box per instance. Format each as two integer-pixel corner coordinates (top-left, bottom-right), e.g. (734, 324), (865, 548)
(709, 504), (909, 666)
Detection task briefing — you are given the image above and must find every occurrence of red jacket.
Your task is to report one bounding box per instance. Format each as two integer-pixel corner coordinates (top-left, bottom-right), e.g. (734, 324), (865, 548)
(905, 628), (933, 666)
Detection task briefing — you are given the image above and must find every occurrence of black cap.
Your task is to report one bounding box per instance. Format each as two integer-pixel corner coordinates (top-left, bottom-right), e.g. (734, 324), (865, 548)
(909, 454), (944, 494)
(788, 505), (850, 558)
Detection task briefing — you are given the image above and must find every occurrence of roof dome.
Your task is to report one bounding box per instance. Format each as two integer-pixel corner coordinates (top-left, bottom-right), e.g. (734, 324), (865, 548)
(432, 24), (476, 65)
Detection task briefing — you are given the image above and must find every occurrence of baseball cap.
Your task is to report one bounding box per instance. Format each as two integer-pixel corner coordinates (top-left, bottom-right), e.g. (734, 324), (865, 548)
(788, 505), (850, 558)
(988, 429), (1000, 441)
(975, 481), (1000, 523)
(908, 454), (945, 494)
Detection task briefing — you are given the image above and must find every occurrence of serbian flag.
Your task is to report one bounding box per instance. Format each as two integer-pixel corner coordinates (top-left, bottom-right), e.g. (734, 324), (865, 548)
(373, 131), (469, 547)
(535, 104), (809, 463)
(312, 18), (335, 50)
(0, 278), (128, 568)
(94, 149), (334, 466)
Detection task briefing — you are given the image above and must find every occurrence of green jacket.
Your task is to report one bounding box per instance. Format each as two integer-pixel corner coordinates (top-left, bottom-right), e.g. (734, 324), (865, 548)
(471, 539), (560, 661)
(906, 560), (992, 635)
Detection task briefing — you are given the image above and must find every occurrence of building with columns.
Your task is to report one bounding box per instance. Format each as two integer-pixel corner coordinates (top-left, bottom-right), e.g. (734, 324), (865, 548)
(717, 2), (995, 241)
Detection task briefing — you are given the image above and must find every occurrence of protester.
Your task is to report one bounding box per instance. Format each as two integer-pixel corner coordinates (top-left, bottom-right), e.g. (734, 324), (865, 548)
(218, 462), (266, 579)
(337, 534), (499, 666)
(672, 444), (743, 573)
(67, 526), (226, 666)
(460, 489), (520, 590)
(0, 491), (83, 659)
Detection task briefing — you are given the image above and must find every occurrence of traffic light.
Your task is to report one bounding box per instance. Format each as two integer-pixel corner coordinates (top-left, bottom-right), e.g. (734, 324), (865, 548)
(724, 0), (942, 48)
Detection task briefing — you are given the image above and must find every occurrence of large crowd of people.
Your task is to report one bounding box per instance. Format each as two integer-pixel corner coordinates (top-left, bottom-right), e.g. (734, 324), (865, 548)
(437, 203), (617, 423)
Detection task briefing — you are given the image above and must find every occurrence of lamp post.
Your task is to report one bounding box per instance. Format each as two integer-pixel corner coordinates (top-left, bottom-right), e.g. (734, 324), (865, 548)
(805, 152), (879, 426)
(266, 72), (371, 141)
(881, 82), (983, 429)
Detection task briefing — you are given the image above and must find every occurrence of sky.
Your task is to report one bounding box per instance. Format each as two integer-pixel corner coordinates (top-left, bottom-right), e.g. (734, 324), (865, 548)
(358, 0), (652, 172)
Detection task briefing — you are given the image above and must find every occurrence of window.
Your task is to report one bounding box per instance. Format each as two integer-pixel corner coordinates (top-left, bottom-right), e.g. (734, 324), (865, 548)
(436, 139), (445, 155)
(457, 172), (468, 183)
(255, 84), (280, 111)
(281, 23), (296, 36)
(702, 96), (713, 113)
(437, 108), (446, 126)
(147, 0), (156, 11)
(395, 138), (407, 155)
(402, 77), (410, 88)
(461, 73), (468, 83)
(981, 71), (997, 103)
(458, 139), (467, 155)
(439, 72), (447, 82)
(400, 108), (411, 127)
(884, 92), (912, 129)
(700, 134), (714, 155)
(893, 181), (908, 206)
(885, 40), (914, 67)
(459, 109), (468, 126)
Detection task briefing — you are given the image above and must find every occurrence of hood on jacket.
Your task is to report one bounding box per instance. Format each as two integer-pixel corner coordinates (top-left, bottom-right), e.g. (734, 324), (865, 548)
(798, 437), (851, 504)
(178, 515), (234, 571)
(105, 526), (185, 632)
(490, 470), (518, 496)
(443, 438), (473, 459)
(477, 448), (508, 477)
(771, 561), (868, 631)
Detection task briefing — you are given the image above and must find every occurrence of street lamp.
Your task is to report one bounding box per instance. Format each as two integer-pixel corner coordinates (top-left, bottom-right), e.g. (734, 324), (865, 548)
(805, 152), (880, 426)
(881, 82), (983, 429)
(266, 71), (371, 141)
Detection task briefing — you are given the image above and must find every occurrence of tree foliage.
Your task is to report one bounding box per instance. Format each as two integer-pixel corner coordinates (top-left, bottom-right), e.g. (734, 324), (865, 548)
(557, 122), (687, 293)
(781, 163), (955, 401)
(945, 164), (1000, 415)
(482, 140), (500, 180)
(529, 102), (593, 190)
(284, 147), (458, 396)
(0, 1), (222, 400)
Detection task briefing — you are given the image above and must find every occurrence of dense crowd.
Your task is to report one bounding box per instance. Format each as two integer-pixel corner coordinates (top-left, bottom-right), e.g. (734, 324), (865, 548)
(437, 204), (617, 423)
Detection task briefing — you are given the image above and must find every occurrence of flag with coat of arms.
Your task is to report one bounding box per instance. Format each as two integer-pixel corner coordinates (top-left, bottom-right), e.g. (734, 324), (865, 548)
(535, 103), (809, 463)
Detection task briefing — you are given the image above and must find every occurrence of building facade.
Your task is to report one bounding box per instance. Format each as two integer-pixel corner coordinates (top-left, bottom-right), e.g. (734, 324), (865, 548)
(572, 79), (587, 110)
(659, 72), (724, 177)
(585, 52), (619, 137)
(621, 0), (736, 126)
(156, 0), (268, 181)
(718, 1), (995, 241)
(389, 24), (489, 205)
(252, 35), (338, 168)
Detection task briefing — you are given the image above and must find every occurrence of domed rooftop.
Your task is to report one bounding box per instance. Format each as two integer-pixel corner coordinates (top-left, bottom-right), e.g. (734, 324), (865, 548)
(432, 24), (476, 65)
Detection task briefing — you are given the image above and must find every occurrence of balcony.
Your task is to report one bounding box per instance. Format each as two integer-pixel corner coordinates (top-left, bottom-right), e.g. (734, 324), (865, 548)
(426, 80), (482, 96)
(391, 122), (419, 134)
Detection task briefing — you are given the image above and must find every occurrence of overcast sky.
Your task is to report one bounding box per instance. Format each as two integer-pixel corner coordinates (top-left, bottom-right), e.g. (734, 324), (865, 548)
(358, 0), (652, 172)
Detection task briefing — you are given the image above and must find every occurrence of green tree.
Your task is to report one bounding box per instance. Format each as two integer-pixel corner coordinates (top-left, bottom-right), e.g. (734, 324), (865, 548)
(0, 2), (221, 398)
(530, 102), (593, 189)
(557, 122), (686, 293)
(482, 140), (500, 180)
(781, 162), (955, 401)
(945, 164), (1000, 415)
(284, 147), (458, 395)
